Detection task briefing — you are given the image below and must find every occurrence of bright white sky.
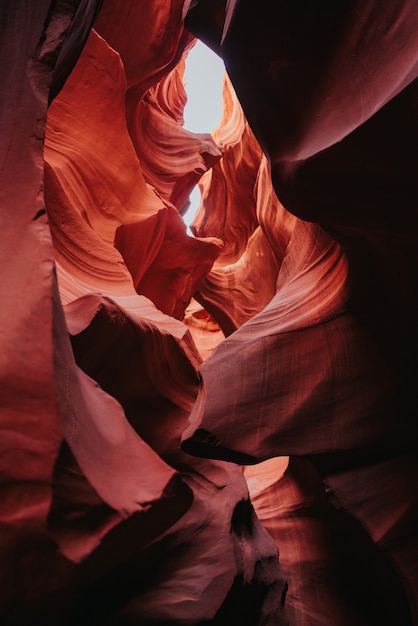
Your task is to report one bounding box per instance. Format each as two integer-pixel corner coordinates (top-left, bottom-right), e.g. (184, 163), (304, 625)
(183, 41), (225, 232)
(183, 40), (225, 134)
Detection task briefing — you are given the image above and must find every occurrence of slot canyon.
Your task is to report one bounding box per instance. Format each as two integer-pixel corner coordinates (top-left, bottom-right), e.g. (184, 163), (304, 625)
(1, 1), (418, 624)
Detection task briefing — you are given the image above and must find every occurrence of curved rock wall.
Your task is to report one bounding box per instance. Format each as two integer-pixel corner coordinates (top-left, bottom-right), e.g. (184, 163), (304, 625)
(184, 1), (418, 625)
(1, 1), (287, 624)
(2, 0), (418, 625)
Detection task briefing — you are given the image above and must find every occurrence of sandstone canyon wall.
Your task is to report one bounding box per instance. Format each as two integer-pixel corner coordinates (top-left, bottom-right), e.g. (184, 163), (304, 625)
(1, 1), (417, 625)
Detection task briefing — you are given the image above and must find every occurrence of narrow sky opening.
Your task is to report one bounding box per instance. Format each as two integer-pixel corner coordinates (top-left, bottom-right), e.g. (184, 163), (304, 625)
(183, 40), (225, 233)
(183, 40), (225, 134)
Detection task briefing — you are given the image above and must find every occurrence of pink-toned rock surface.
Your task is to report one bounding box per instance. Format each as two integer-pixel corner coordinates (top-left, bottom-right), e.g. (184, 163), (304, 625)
(114, 206), (224, 320)
(130, 57), (223, 212)
(3, 0), (418, 624)
(192, 76), (288, 335)
(183, 1), (418, 624)
(183, 299), (225, 361)
(1, 1), (288, 624)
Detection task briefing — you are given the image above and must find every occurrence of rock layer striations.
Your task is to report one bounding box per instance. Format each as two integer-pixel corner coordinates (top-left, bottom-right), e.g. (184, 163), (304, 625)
(2, 1), (418, 625)
(1, 1), (287, 624)
(183, 1), (418, 624)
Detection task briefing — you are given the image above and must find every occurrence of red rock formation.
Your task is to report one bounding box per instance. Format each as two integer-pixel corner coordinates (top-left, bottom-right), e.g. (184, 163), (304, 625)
(129, 57), (223, 212)
(183, 299), (225, 361)
(0, 1), (101, 619)
(191, 76), (287, 335)
(192, 74), (261, 263)
(4, 0), (418, 624)
(114, 206), (224, 320)
(45, 27), (224, 322)
(94, 0), (192, 95)
(183, 1), (418, 624)
(1, 1), (288, 624)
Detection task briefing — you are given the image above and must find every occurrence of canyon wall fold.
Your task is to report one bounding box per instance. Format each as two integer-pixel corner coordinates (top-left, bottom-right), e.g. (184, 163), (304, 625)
(2, 0), (418, 624)
(183, 1), (418, 624)
(1, 1), (287, 624)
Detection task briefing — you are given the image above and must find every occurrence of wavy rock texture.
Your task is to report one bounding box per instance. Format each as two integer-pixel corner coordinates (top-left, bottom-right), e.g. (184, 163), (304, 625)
(0, 1), (102, 620)
(129, 57), (223, 212)
(4, 0), (418, 625)
(191, 76), (290, 335)
(183, 299), (225, 361)
(183, 1), (418, 625)
(1, 1), (288, 624)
